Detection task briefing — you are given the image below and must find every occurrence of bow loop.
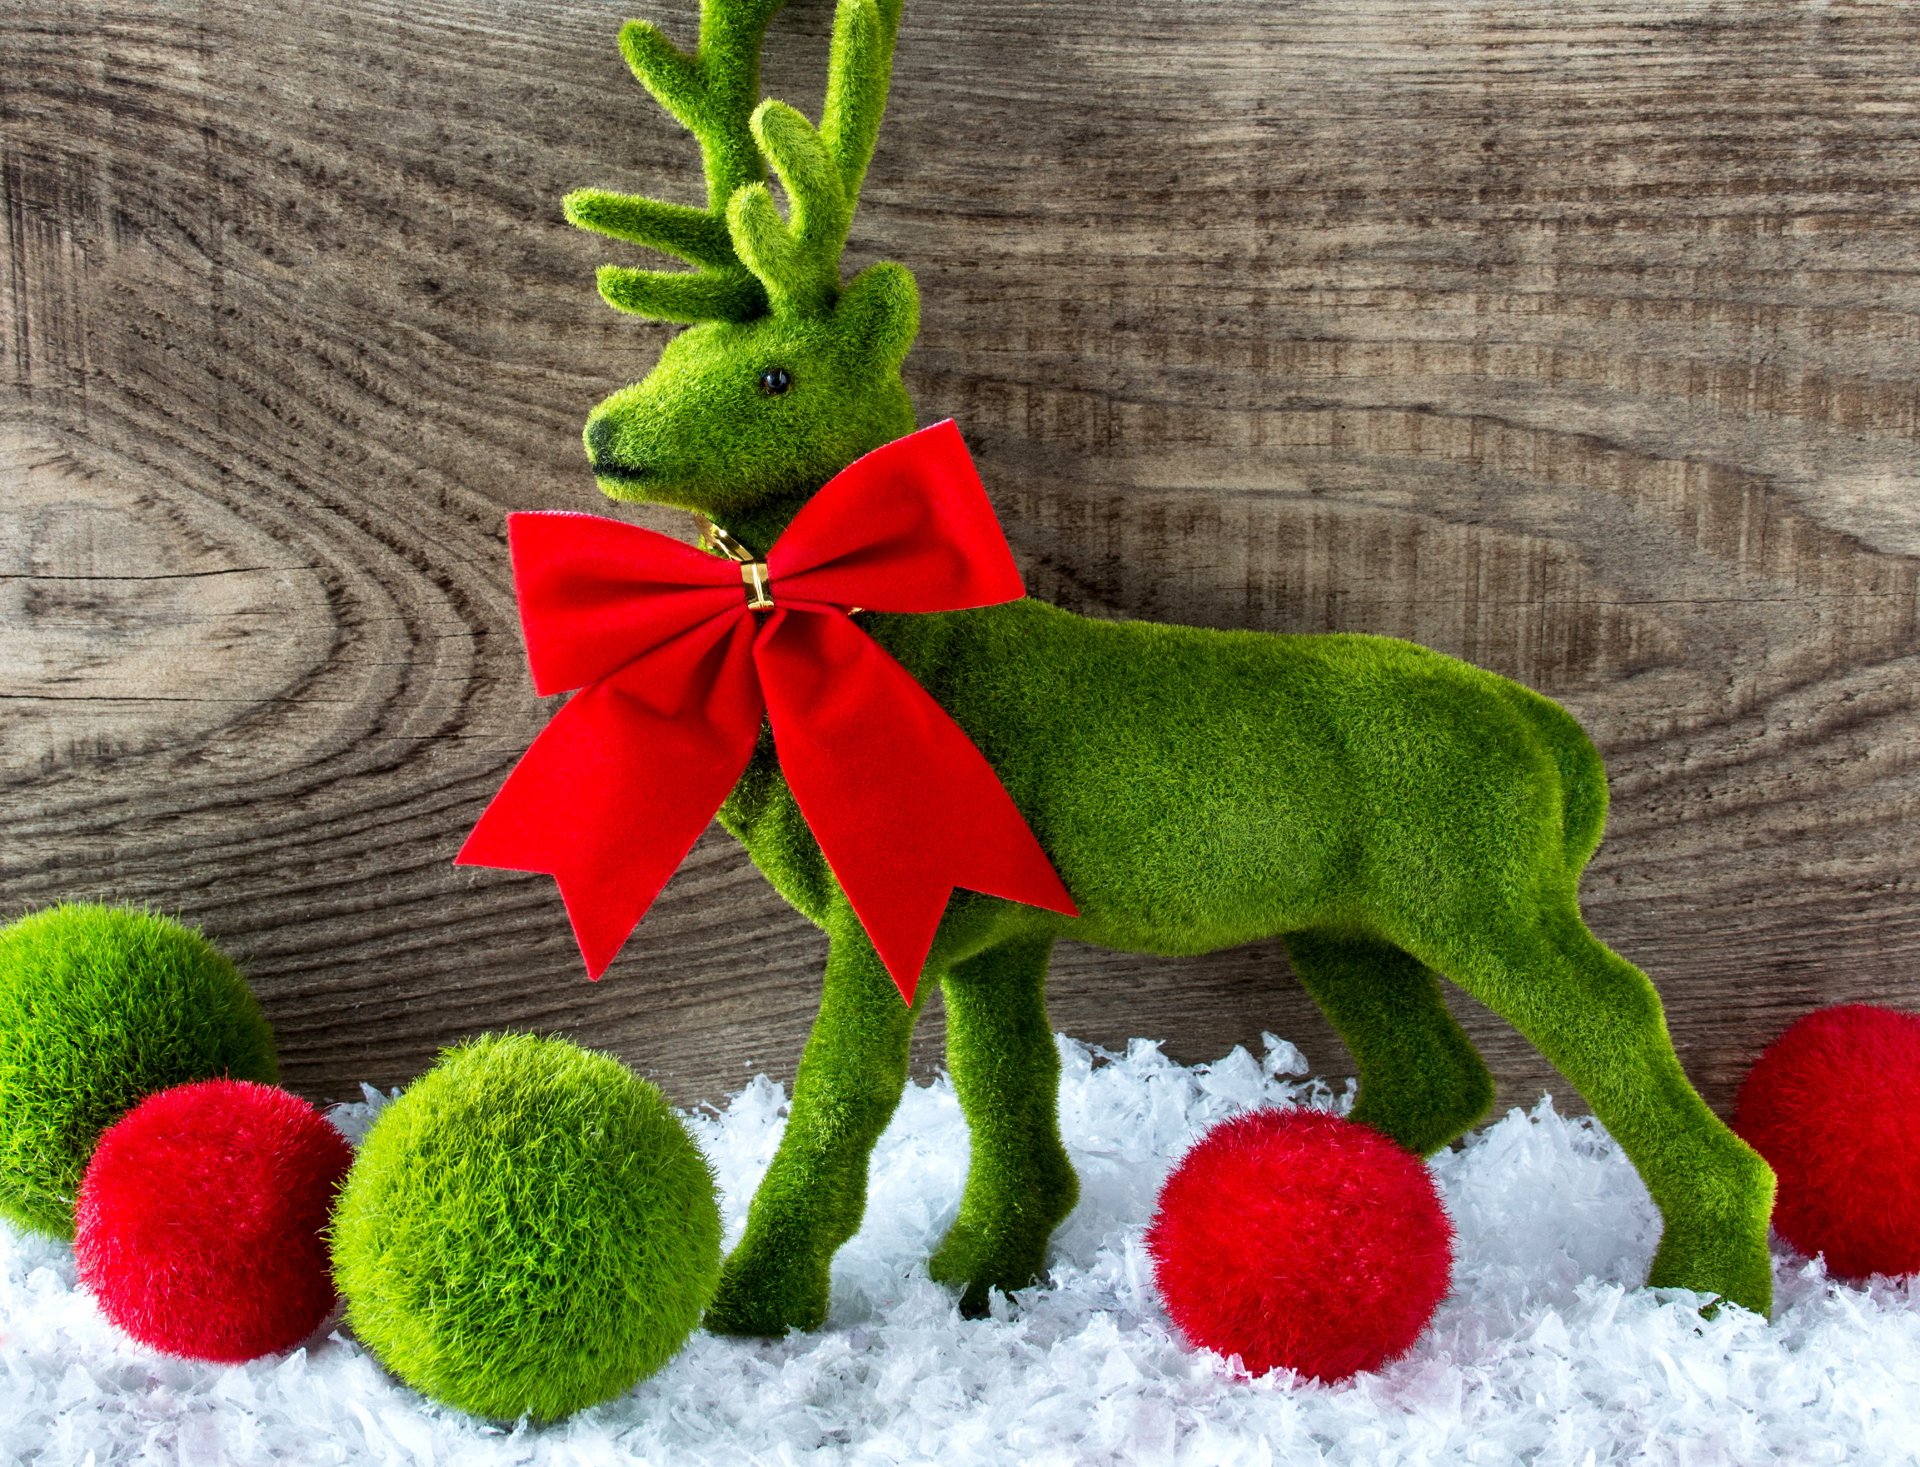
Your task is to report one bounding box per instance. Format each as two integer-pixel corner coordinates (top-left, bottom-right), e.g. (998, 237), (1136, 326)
(507, 513), (742, 694)
(767, 420), (1027, 615)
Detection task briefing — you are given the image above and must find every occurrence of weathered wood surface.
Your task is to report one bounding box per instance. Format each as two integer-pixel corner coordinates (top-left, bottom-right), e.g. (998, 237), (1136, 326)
(4, 0), (1918, 1113)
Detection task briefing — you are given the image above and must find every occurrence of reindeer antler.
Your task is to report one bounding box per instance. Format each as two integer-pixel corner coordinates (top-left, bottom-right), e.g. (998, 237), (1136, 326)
(567, 0), (903, 325)
(564, 0), (791, 324)
(727, 0), (903, 315)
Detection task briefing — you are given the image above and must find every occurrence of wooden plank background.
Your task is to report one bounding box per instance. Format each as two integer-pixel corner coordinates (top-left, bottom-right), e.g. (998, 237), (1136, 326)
(4, 0), (1917, 1114)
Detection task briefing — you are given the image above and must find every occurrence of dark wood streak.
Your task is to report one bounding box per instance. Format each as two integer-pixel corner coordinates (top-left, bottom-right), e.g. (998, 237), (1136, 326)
(3, 0), (1917, 1115)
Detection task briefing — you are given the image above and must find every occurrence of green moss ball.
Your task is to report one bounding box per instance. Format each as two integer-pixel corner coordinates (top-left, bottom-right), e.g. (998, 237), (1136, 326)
(331, 1033), (722, 1423)
(0, 903), (279, 1239)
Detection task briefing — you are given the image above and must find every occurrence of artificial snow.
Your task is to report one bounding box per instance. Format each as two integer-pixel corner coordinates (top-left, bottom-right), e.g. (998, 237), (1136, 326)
(6, 1035), (1920, 1466)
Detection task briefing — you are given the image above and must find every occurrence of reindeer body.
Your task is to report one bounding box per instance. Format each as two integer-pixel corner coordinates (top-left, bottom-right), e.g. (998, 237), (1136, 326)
(562, 0), (1777, 1335)
(726, 603), (1603, 960)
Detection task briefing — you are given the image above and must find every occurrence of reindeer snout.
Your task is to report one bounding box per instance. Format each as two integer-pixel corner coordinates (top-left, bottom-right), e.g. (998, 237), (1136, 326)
(584, 415), (650, 488)
(584, 415), (620, 469)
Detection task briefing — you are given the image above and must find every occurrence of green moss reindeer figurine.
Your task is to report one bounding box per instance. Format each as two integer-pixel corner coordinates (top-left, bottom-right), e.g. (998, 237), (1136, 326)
(559, 0), (1775, 1332)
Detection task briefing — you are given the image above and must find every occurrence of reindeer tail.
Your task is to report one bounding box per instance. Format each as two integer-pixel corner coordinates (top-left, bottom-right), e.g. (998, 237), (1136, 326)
(1502, 682), (1610, 873)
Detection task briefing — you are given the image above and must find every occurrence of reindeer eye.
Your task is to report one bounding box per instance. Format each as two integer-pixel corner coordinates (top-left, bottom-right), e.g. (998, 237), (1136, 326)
(757, 366), (793, 397)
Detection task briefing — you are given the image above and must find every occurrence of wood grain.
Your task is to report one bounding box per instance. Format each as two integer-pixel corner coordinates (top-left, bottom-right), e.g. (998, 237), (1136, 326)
(3, 0), (1917, 1116)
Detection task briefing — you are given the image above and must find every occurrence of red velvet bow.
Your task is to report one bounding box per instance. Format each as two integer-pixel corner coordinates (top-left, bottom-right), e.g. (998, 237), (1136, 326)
(456, 419), (1078, 1001)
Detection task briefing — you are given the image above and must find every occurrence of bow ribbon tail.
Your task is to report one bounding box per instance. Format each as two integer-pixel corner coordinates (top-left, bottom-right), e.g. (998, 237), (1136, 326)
(755, 609), (1078, 1003)
(457, 625), (765, 978)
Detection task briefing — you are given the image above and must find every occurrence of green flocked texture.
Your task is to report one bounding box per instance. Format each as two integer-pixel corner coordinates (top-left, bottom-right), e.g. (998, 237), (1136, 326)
(0, 903), (279, 1240)
(330, 1033), (722, 1423)
(569, 0), (1777, 1332)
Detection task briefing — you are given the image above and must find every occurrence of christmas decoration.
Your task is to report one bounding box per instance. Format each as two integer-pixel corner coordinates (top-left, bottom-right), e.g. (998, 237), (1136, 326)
(0, 904), (279, 1239)
(1734, 1003), (1920, 1281)
(17, 1058), (1920, 1461)
(456, 0), (1778, 1334)
(74, 1079), (352, 1362)
(330, 1033), (722, 1423)
(1146, 1108), (1453, 1381)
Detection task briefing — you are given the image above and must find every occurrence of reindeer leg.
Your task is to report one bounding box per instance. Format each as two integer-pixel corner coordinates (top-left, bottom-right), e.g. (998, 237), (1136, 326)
(1284, 929), (1495, 1155)
(1408, 899), (1776, 1317)
(705, 913), (928, 1336)
(930, 936), (1078, 1317)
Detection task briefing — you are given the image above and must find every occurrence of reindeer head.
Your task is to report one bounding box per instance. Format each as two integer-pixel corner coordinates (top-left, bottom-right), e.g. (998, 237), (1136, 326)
(568, 0), (918, 548)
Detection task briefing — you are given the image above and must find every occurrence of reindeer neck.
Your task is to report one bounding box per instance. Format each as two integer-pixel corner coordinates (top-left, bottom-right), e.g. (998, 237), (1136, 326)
(707, 498), (810, 558)
(699, 403), (922, 556)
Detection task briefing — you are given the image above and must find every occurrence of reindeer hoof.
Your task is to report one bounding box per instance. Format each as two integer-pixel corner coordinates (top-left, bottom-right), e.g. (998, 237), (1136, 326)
(1647, 1222), (1775, 1320)
(703, 1248), (830, 1336)
(929, 1219), (1048, 1317)
(1645, 1147), (1777, 1319)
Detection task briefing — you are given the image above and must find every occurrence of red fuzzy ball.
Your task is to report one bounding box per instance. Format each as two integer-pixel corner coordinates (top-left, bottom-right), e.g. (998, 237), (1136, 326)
(1146, 1108), (1453, 1382)
(1734, 1003), (1920, 1281)
(75, 1078), (354, 1362)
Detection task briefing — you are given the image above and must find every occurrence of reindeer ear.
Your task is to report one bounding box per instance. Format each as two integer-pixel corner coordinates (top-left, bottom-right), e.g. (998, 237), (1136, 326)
(835, 262), (919, 368)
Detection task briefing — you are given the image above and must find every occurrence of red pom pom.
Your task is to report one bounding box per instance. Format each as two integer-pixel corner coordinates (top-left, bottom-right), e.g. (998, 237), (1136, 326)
(1146, 1108), (1453, 1382)
(1734, 1003), (1920, 1281)
(75, 1079), (354, 1362)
